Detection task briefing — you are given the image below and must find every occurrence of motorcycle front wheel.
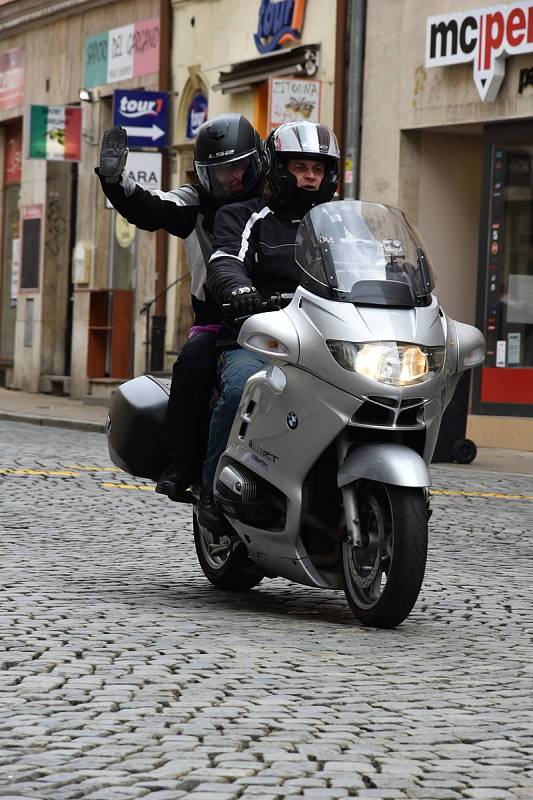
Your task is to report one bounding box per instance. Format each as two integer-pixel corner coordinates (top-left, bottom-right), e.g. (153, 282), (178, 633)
(193, 513), (264, 591)
(341, 481), (428, 628)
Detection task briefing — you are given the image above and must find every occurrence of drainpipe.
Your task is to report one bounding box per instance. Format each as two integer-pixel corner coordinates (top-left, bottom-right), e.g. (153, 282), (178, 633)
(155, 0), (171, 316)
(333, 0), (348, 181)
(343, 0), (366, 200)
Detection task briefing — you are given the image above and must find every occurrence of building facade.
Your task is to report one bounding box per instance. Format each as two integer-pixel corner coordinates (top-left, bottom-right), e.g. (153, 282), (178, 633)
(0, 0), (163, 399)
(165, 0), (340, 349)
(0, 0), (339, 399)
(360, 0), (533, 448)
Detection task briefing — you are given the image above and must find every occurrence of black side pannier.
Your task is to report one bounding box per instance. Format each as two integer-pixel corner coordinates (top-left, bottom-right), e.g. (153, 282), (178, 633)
(107, 375), (170, 480)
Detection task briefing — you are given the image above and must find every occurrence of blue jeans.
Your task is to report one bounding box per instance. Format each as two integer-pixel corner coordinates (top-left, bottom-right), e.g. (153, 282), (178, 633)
(202, 348), (266, 496)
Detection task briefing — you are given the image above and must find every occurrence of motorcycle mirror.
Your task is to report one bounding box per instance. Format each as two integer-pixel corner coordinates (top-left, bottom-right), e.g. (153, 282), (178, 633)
(454, 320), (486, 372)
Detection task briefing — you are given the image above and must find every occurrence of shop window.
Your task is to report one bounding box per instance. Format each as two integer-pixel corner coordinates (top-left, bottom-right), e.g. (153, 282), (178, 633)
(476, 139), (533, 411)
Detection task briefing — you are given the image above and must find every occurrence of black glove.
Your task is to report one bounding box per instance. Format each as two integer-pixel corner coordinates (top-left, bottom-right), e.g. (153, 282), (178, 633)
(228, 286), (262, 317)
(99, 127), (128, 184)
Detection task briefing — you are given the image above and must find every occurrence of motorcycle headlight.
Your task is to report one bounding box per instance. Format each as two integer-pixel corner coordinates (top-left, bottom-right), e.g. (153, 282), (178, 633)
(327, 340), (445, 386)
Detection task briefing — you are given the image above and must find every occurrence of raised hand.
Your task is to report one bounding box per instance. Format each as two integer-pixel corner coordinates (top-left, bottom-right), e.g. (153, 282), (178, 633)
(99, 127), (128, 184)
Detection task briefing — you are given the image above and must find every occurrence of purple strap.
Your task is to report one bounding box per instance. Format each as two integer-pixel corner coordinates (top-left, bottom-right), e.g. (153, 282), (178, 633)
(189, 324), (222, 338)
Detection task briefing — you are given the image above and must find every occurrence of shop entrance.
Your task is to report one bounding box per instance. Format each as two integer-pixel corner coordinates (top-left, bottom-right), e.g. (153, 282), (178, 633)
(474, 122), (533, 416)
(0, 124), (22, 383)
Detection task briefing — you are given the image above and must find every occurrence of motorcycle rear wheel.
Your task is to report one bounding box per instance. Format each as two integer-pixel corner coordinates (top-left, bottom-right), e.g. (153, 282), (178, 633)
(341, 481), (428, 628)
(193, 513), (264, 591)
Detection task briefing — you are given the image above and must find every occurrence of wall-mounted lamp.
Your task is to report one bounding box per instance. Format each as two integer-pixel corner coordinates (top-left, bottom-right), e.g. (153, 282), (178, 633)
(79, 89), (93, 102)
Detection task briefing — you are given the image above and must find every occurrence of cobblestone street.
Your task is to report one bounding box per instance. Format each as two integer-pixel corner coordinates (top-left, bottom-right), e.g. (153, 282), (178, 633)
(1, 420), (532, 800)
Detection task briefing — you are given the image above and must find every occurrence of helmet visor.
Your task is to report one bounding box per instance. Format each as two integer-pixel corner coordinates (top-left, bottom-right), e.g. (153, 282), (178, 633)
(195, 151), (262, 199)
(273, 122), (340, 160)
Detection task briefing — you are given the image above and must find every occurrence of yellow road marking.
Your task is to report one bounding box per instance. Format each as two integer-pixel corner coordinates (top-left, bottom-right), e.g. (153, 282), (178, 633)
(432, 489), (533, 501)
(0, 468), (79, 477)
(64, 465), (122, 472)
(101, 482), (155, 491)
(1, 467), (531, 503)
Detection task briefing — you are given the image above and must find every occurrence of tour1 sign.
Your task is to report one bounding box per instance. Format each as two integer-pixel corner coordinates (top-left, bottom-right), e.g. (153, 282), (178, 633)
(426, 3), (533, 101)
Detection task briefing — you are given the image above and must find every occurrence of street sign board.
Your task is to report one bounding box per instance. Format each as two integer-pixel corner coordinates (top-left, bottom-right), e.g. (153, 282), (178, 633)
(113, 89), (168, 147)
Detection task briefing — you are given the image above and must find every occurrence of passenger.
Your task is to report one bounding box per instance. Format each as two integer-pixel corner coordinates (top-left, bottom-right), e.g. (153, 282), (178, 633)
(96, 115), (264, 499)
(200, 120), (340, 531)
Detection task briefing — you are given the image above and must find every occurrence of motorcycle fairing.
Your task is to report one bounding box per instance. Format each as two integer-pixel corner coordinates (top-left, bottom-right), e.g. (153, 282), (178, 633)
(215, 364), (361, 588)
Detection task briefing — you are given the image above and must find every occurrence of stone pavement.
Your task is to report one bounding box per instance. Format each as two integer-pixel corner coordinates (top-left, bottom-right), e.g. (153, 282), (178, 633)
(0, 420), (532, 799)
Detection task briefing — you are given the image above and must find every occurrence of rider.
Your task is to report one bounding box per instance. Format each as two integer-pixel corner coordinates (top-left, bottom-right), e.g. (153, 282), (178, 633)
(200, 120), (340, 530)
(96, 114), (264, 499)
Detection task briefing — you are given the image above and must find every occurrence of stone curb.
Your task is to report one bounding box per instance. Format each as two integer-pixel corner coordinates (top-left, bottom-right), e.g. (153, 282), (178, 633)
(0, 411), (106, 434)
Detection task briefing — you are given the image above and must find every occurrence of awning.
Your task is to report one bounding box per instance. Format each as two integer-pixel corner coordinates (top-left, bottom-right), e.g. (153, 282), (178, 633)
(211, 43), (320, 94)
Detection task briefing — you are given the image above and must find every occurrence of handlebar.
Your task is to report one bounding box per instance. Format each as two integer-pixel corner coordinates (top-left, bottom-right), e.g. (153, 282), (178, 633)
(222, 292), (294, 321)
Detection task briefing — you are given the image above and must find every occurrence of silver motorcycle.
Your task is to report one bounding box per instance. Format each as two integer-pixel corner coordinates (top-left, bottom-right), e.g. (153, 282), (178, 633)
(193, 200), (485, 628)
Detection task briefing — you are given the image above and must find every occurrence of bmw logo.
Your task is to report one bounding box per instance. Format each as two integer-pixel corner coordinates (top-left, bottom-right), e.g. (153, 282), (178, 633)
(287, 412), (298, 430)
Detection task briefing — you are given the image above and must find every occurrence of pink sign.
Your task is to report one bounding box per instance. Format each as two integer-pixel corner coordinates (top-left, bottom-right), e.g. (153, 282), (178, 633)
(0, 48), (24, 111)
(23, 204), (43, 220)
(133, 17), (160, 78)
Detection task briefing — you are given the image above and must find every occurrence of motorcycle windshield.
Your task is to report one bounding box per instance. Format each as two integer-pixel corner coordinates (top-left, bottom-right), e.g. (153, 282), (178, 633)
(295, 200), (437, 305)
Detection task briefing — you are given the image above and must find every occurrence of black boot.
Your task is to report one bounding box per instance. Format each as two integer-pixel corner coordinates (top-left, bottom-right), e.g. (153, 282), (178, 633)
(198, 490), (231, 534)
(155, 462), (192, 502)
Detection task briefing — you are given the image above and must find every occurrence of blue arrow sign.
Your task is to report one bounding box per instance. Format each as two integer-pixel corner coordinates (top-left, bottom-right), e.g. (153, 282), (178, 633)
(113, 89), (168, 148)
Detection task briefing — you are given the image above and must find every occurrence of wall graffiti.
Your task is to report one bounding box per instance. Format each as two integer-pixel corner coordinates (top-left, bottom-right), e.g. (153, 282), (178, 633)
(46, 194), (68, 259)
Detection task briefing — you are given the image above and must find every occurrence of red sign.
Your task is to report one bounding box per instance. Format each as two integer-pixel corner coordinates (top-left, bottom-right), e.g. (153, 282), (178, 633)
(4, 125), (22, 184)
(0, 48), (24, 111)
(22, 204), (43, 220)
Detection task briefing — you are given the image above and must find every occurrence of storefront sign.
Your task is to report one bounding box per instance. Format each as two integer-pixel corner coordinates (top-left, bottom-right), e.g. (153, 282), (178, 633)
(113, 90), (168, 147)
(426, 3), (533, 101)
(269, 77), (320, 128)
(0, 47), (24, 111)
(254, 0), (306, 54)
(123, 151), (161, 190)
(27, 105), (82, 161)
(83, 17), (160, 89)
(186, 93), (208, 139)
(4, 126), (22, 184)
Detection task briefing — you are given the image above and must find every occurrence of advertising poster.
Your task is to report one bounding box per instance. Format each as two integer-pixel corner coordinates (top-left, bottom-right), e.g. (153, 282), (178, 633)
(0, 47), (24, 111)
(269, 77), (321, 130)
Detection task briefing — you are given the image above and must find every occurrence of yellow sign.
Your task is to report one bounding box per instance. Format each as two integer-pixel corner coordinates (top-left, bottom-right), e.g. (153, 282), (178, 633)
(115, 214), (135, 248)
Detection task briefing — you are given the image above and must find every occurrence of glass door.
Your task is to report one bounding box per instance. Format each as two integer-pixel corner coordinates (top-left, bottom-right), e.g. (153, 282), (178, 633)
(474, 125), (533, 415)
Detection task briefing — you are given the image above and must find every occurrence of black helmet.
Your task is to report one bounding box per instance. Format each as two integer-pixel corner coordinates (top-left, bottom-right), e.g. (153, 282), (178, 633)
(194, 113), (263, 202)
(264, 121), (340, 213)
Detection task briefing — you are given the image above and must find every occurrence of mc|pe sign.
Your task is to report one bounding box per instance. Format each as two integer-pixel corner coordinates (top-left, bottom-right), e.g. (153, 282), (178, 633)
(426, 2), (533, 101)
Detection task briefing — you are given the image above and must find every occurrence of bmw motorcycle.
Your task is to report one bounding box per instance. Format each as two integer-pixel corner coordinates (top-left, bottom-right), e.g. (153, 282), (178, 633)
(107, 200), (485, 629)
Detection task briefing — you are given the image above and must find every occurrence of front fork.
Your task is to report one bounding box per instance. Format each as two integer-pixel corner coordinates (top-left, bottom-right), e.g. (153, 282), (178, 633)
(336, 433), (362, 547)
